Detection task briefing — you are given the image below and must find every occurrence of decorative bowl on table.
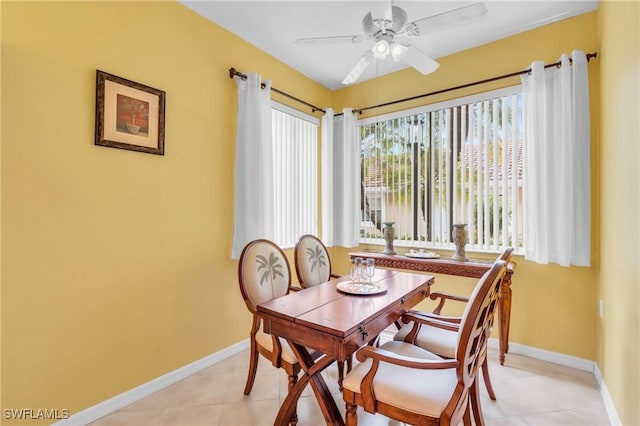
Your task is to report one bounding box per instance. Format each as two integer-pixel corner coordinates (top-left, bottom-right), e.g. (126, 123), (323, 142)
(405, 249), (440, 259)
(337, 280), (387, 295)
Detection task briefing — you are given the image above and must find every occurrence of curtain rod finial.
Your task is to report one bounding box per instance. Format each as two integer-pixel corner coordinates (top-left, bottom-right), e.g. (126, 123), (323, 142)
(229, 67), (246, 80)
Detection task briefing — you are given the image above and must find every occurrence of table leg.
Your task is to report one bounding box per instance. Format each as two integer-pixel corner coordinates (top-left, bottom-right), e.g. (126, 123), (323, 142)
(497, 269), (513, 365)
(274, 342), (344, 426)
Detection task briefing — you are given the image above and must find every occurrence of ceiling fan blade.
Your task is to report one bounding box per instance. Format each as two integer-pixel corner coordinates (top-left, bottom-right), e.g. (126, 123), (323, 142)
(342, 51), (374, 85)
(407, 3), (487, 35)
(295, 35), (368, 45)
(401, 45), (440, 75)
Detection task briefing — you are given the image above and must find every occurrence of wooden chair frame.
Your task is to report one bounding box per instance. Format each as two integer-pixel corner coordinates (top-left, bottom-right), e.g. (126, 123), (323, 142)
(396, 248), (514, 424)
(238, 239), (304, 426)
(343, 260), (507, 426)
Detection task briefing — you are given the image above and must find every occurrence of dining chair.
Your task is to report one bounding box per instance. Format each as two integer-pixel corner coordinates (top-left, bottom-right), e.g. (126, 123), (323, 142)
(294, 234), (341, 289)
(238, 239), (311, 426)
(293, 234), (351, 389)
(392, 247), (513, 423)
(394, 248), (513, 394)
(342, 260), (507, 426)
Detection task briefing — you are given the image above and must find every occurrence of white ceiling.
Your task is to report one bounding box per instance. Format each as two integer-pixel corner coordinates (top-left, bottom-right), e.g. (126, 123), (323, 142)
(180, 0), (598, 90)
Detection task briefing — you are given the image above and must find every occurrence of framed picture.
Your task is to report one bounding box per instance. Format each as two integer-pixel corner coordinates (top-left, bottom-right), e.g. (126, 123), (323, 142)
(95, 70), (165, 155)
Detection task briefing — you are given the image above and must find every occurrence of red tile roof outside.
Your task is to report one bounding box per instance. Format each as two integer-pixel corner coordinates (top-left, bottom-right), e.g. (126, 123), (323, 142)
(362, 140), (523, 188)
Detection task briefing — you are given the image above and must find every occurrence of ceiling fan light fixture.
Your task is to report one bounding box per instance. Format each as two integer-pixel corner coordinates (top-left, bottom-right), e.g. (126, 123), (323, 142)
(372, 39), (390, 59)
(390, 42), (407, 62)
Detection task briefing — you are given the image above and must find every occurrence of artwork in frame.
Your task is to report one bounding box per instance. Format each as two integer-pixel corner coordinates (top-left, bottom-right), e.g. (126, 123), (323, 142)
(95, 70), (165, 155)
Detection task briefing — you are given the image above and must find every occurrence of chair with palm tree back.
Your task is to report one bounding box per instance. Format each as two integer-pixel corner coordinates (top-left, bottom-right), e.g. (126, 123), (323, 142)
(294, 234), (341, 289)
(238, 239), (314, 426)
(293, 234), (351, 388)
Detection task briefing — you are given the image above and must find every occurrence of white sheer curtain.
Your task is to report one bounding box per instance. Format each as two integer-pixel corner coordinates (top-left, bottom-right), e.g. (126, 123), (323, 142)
(322, 108), (360, 247)
(231, 73), (274, 259)
(522, 50), (591, 267)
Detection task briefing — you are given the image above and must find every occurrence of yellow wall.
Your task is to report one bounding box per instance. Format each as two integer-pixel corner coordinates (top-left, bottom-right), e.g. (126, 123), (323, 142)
(598, 1), (640, 424)
(2, 1), (637, 424)
(333, 12), (601, 360)
(1, 1), (330, 421)
(0, 0), (4, 413)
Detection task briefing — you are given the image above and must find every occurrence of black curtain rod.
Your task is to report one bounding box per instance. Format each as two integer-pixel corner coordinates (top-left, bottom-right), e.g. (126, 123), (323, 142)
(228, 68), (326, 114)
(334, 51), (598, 117)
(230, 52), (596, 118)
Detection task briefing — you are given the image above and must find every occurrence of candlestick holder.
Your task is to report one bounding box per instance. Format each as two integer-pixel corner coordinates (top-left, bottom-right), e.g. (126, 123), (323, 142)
(452, 224), (469, 262)
(382, 222), (396, 255)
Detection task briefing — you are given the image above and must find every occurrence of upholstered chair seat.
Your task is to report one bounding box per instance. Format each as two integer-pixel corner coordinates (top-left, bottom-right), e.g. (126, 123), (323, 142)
(342, 341), (456, 418)
(254, 322), (300, 365)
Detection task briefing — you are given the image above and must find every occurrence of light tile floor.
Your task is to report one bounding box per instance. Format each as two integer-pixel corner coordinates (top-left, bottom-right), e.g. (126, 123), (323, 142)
(89, 346), (610, 426)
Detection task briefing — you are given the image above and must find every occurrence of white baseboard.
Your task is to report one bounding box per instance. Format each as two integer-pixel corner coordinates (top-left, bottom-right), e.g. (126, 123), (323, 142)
(55, 335), (623, 426)
(484, 339), (623, 425)
(594, 363), (623, 426)
(52, 339), (249, 426)
(486, 338), (595, 372)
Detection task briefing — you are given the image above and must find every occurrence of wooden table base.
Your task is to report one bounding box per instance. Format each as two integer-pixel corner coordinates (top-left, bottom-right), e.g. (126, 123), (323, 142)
(274, 343), (343, 426)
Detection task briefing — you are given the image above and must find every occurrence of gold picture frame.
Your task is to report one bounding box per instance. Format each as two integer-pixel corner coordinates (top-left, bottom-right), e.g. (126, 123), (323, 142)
(95, 70), (165, 155)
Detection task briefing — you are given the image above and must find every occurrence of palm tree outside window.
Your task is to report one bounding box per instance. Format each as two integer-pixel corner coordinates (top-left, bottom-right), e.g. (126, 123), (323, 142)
(359, 86), (524, 253)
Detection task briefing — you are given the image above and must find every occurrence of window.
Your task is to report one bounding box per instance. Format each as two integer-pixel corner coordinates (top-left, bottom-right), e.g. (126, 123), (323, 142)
(359, 87), (524, 253)
(272, 102), (318, 248)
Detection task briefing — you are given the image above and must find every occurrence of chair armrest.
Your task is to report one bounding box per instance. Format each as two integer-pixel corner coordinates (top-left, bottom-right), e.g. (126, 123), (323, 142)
(330, 272), (342, 279)
(430, 291), (470, 315)
(404, 309), (462, 324)
(402, 311), (461, 331)
(399, 311), (460, 344)
(356, 345), (459, 369)
(269, 334), (283, 367)
(289, 286), (303, 292)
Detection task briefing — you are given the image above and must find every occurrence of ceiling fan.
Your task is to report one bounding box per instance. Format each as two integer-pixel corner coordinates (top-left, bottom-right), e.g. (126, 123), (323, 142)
(295, 2), (488, 85)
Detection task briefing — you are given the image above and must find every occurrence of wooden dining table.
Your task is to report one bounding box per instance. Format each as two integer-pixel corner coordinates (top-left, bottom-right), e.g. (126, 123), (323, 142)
(257, 269), (435, 426)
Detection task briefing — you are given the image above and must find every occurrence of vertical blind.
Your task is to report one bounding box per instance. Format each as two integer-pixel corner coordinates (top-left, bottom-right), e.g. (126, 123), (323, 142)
(272, 103), (318, 248)
(359, 86), (524, 252)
